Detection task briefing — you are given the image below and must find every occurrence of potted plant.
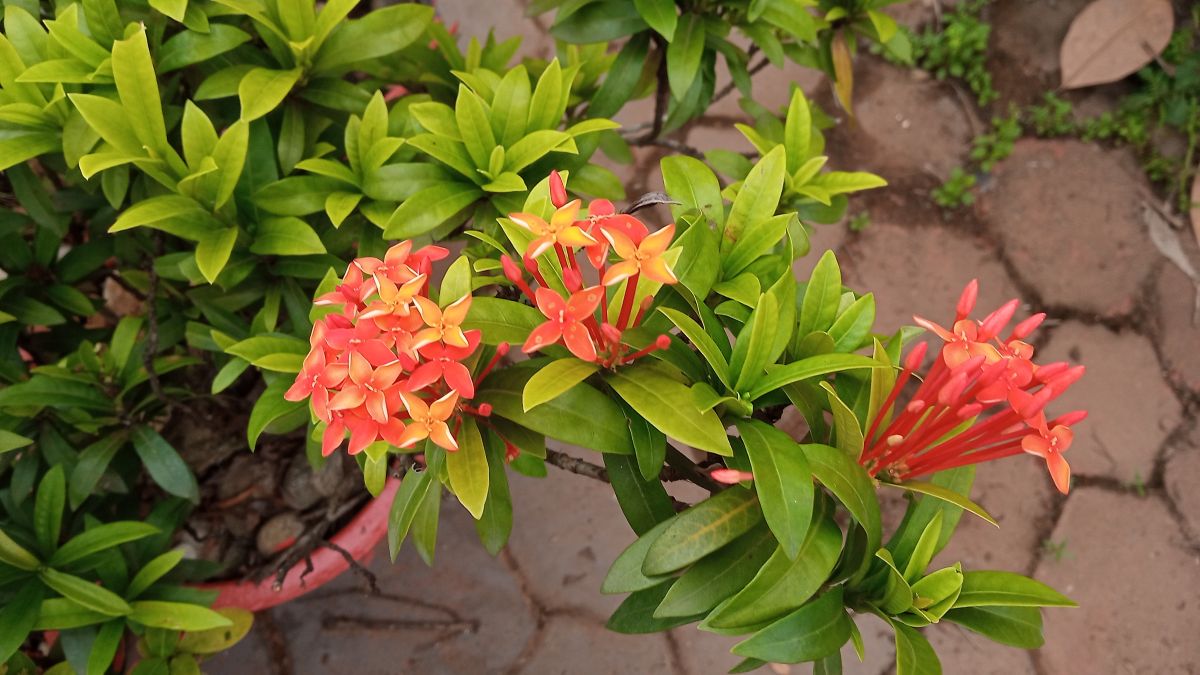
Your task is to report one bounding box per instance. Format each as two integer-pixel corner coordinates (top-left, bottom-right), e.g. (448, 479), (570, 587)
(0, 0), (1084, 672)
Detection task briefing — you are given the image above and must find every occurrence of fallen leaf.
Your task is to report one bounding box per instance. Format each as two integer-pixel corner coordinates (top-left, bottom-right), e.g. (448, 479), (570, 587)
(1060, 0), (1174, 89)
(1143, 202), (1200, 322)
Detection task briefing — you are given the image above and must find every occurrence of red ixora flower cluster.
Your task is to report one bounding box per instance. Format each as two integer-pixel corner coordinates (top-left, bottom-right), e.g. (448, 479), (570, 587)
(285, 241), (505, 457)
(859, 280), (1087, 494)
(502, 171), (676, 367)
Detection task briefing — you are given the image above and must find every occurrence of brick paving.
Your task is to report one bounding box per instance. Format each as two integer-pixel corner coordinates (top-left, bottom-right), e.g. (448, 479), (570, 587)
(213, 1), (1200, 672)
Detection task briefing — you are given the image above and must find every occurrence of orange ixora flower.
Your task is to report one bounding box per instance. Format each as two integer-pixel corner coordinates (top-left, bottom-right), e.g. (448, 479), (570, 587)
(510, 200), (596, 259)
(358, 274), (426, 320)
(523, 286), (604, 361)
(396, 390), (460, 452)
(1022, 414), (1074, 494)
(412, 294), (472, 349)
(601, 222), (678, 286)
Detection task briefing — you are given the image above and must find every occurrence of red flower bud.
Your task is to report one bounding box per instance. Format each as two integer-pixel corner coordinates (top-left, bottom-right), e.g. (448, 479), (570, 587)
(549, 170), (568, 208)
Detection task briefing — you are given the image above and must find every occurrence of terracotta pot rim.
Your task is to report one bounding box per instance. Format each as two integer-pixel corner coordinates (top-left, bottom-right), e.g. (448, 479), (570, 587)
(196, 476), (400, 612)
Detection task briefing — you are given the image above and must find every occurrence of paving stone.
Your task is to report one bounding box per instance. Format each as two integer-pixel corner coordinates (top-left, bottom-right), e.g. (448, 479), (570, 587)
(982, 139), (1157, 317)
(436, 0), (556, 60)
(505, 445), (639, 618)
(1164, 427), (1200, 545)
(1034, 488), (1200, 674)
(884, 0), (962, 29)
(841, 223), (1021, 336)
(668, 627), (743, 674)
(931, 457), (1059, 574)
(517, 614), (677, 674)
(927, 624), (1036, 674)
(1152, 233), (1200, 393)
(828, 60), (973, 177)
(214, 505), (538, 675)
(1039, 322), (1180, 483)
(844, 613), (896, 675)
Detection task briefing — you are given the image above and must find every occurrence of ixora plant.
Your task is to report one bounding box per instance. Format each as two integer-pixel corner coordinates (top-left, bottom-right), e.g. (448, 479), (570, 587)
(287, 159), (1087, 673)
(0, 0), (1088, 672)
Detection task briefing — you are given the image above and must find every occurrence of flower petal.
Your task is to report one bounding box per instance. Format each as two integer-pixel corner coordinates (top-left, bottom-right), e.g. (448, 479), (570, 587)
(443, 361), (475, 398)
(601, 260), (639, 287)
(561, 322), (597, 362)
(1046, 452), (1071, 494)
(567, 286), (604, 320)
(640, 223), (675, 256)
(534, 287), (567, 318)
(430, 390), (460, 421)
(429, 421), (459, 452)
(640, 256), (678, 285)
(522, 320), (562, 353)
(405, 361), (444, 393)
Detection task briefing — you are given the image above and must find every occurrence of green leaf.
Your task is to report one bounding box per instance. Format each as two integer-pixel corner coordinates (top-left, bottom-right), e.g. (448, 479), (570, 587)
(312, 4), (433, 74)
(463, 297), (543, 346)
(729, 292), (779, 392)
(384, 182), (482, 238)
(819, 382), (864, 457)
(125, 550), (184, 599)
(177, 607), (254, 654)
(503, 129), (572, 174)
(447, 417), (489, 519)
(659, 307), (730, 388)
(474, 433), (513, 555)
(603, 520), (675, 596)
(893, 621), (941, 675)
(521, 358), (599, 412)
(251, 217), (326, 256)
(628, 405), (667, 483)
(87, 619), (125, 675)
(608, 364), (732, 457)
(799, 251), (842, 337)
(129, 601), (232, 632)
(643, 487), (761, 575)
(0, 584), (43, 663)
(50, 521), (160, 568)
(31, 598), (108, 631)
(111, 27), (167, 154)
(0, 430), (32, 454)
(902, 511), (943, 583)
(731, 587), (851, 663)
(551, 1), (648, 44)
(388, 451), (439, 561)
(526, 59), (566, 132)
(226, 334), (308, 373)
(0, 528), (40, 571)
(479, 364), (634, 454)
(705, 498), (841, 630)
(195, 227), (238, 284)
(39, 568), (131, 617)
(749, 354), (880, 401)
(805, 443), (880, 555)
(724, 147), (786, 252)
(589, 33), (651, 119)
(666, 14), (705, 98)
(158, 24), (251, 72)
(887, 467), (975, 565)
(34, 465), (66, 555)
(605, 581), (702, 634)
(736, 420), (813, 559)
(238, 67), (302, 121)
(604, 453), (675, 536)
(955, 572), (1076, 608)
(131, 426), (198, 502)
(634, 0), (677, 39)
(943, 606), (1044, 649)
(490, 65), (531, 146)
(247, 379), (306, 448)
(655, 522), (774, 618)
(110, 195), (206, 233)
(454, 85), (496, 169)
(883, 481), (997, 527)
(670, 217), (720, 302)
(784, 89), (813, 170)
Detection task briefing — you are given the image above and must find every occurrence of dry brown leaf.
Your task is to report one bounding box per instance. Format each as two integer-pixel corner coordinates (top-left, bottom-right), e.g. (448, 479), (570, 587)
(1060, 0), (1174, 89)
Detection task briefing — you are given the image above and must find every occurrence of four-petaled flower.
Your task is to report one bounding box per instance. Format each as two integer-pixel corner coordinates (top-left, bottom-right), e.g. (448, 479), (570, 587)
(1022, 415), (1073, 494)
(413, 294), (472, 349)
(397, 390), (460, 452)
(407, 330), (482, 398)
(523, 286), (603, 361)
(284, 348), (347, 421)
(602, 223), (678, 286)
(510, 200), (596, 258)
(327, 353), (405, 424)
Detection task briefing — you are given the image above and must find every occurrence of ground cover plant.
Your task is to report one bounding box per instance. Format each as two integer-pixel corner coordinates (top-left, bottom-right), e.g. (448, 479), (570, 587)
(0, 1), (1088, 672)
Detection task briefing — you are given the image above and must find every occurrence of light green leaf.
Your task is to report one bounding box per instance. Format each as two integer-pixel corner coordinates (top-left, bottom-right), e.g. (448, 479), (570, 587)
(447, 417), (489, 519)
(111, 28), (167, 154)
(736, 420), (813, 559)
(608, 364), (733, 457)
(643, 487), (761, 575)
(883, 480), (998, 527)
(251, 217), (326, 256)
(521, 358), (600, 411)
(724, 146), (786, 252)
(195, 227), (238, 283)
(955, 571), (1076, 608)
(383, 182), (482, 238)
(666, 13), (704, 97)
(39, 568), (131, 617)
(238, 67), (302, 121)
(129, 601), (232, 632)
(749, 354), (881, 400)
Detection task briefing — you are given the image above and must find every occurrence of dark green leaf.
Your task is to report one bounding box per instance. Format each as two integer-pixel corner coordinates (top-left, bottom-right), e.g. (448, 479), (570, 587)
(604, 453), (674, 536)
(0, 584), (42, 663)
(655, 522), (774, 618)
(805, 443), (880, 559)
(474, 433), (513, 555)
(49, 522), (159, 567)
(602, 519), (674, 595)
(131, 426), (198, 502)
(736, 420), (813, 559)
(39, 568), (131, 616)
(34, 465), (66, 555)
(605, 581), (703, 634)
(943, 606), (1044, 649)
